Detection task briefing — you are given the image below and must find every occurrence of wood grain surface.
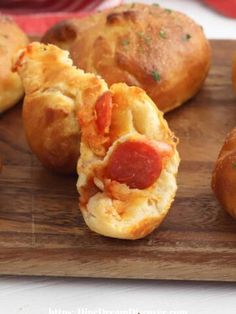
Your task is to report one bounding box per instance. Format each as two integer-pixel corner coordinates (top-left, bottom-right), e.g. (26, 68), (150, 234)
(0, 40), (236, 281)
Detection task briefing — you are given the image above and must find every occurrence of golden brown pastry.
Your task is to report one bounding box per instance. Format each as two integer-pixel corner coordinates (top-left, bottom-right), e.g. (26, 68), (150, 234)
(212, 128), (236, 219)
(42, 3), (211, 113)
(14, 42), (180, 239)
(14, 42), (107, 173)
(0, 15), (29, 113)
(41, 17), (95, 51)
(77, 83), (180, 239)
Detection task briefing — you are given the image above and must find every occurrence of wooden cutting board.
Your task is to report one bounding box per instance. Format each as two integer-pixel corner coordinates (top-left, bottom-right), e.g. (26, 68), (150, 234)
(0, 40), (236, 281)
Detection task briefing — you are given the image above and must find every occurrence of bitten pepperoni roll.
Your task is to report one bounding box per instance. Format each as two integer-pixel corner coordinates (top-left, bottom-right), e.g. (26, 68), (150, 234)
(77, 83), (180, 239)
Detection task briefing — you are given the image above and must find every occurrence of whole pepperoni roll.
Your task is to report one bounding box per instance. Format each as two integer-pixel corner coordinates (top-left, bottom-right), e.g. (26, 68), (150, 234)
(42, 3), (211, 113)
(212, 60), (236, 219)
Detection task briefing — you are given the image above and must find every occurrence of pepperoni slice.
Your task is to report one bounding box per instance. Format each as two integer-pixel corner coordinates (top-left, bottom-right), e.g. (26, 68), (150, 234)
(106, 140), (166, 189)
(95, 91), (113, 134)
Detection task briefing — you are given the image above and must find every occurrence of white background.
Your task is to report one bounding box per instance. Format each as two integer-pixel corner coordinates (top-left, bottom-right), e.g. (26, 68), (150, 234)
(1, 1), (236, 313)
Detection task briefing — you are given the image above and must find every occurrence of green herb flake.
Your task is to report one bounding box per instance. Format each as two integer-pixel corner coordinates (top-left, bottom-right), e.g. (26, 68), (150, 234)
(165, 8), (172, 13)
(122, 39), (130, 46)
(144, 36), (151, 45)
(138, 47), (145, 54)
(159, 29), (166, 39)
(232, 162), (236, 169)
(137, 31), (145, 38)
(152, 3), (159, 7)
(182, 33), (192, 41)
(137, 32), (151, 45)
(151, 70), (161, 82)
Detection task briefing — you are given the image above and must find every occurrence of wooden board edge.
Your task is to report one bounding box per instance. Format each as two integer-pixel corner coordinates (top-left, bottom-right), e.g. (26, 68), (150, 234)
(1, 248), (235, 282)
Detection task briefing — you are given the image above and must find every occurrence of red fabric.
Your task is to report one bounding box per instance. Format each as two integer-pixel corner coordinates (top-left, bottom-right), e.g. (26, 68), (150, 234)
(0, 0), (104, 13)
(202, 0), (236, 18)
(10, 12), (88, 35)
(2, 0), (235, 36)
(0, 0), (123, 35)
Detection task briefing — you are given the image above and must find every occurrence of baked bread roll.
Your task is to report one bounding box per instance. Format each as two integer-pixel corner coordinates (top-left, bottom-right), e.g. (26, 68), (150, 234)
(0, 15), (29, 114)
(77, 83), (180, 239)
(212, 128), (236, 219)
(14, 42), (107, 173)
(42, 3), (211, 113)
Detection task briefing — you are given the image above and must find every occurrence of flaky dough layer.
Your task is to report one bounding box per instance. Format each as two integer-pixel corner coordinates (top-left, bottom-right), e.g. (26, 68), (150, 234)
(14, 42), (107, 173)
(77, 83), (180, 239)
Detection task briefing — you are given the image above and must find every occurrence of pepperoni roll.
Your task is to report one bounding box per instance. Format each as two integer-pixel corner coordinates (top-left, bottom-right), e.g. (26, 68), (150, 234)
(14, 42), (180, 239)
(77, 83), (180, 239)
(0, 15), (28, 114)
(212, 128), (236, 219)
(14, 42), (108, 173)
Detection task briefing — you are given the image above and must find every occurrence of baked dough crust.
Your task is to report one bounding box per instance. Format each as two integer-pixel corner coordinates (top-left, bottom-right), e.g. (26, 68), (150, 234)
(14, 42), (108, 173)
(0, 15), (29, 113)
(42, 3), (211, 113)
(212, 128), (236, 219)
(15, 42), (180, 238)
(77, 83), (180, 239)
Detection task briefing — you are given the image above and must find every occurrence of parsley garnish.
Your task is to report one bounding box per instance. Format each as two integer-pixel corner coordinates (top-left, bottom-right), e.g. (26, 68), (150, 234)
(165, 8), (172, 13)
(232, 162), (236, 169)
(151, 70), (161, 82)
(144, 36), (151, 45)
(182, 33), (192, 41)
(138, 47), (145, 54)
(152, 3), (159, 7)
(122, 39), (130, 46)
(137, 32), (151, 45)
(159, 29), (166, 39)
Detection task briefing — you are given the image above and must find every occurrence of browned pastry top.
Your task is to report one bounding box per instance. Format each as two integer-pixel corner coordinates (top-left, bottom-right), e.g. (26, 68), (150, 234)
(212, 128), (236, 219)
(42, 3), (211, 112)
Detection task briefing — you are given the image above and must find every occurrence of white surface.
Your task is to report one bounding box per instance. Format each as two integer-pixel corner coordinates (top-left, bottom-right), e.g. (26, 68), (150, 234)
(0, 276), (235, 314)
(1, 1), (236, 313)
